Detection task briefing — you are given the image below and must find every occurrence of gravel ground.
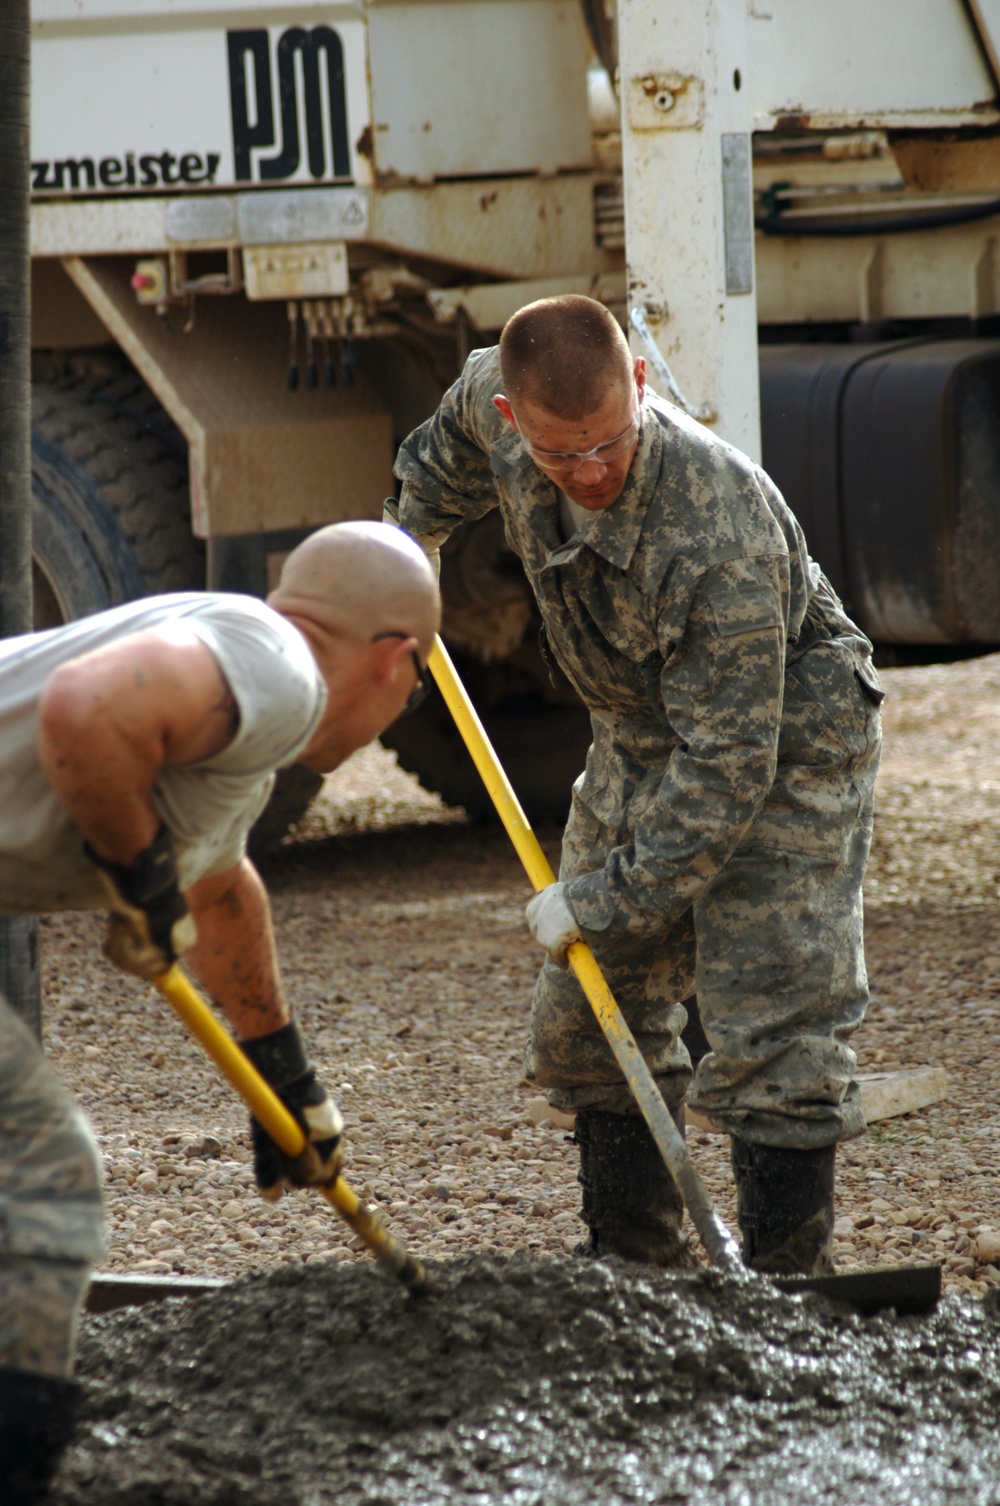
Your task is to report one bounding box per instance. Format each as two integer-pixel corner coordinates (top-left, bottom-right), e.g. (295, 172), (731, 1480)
(39, 655), (1000, 1294)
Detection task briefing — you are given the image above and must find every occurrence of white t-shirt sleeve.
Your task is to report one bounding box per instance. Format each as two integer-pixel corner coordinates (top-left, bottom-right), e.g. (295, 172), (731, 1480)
(152, 599), (327, 885)
(188, 601), (326, 775)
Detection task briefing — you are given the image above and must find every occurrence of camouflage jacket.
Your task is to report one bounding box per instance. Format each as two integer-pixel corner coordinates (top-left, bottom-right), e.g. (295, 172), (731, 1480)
(392, 346), (871, 936)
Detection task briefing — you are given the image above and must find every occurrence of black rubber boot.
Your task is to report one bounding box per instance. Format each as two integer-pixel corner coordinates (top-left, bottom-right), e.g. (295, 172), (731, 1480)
(0, 1367), (80, 1504)
(730, 1138), (836, 1276)
(574, 1108), (694, 1267)
(680, 994), (711, 1068)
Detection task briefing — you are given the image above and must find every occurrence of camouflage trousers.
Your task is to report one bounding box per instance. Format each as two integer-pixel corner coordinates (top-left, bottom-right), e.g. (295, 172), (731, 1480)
(0, 993), (104, 1378)
(525, 638), (882, 1150)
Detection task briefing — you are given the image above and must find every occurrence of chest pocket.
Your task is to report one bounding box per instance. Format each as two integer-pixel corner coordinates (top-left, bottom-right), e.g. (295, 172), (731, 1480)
(575, 572), (659, 686)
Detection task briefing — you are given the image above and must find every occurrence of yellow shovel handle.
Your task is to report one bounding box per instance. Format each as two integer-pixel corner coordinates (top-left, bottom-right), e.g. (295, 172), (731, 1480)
(155, 966), (428, 1290)
(428, 639), (556, 894)
(428, 635), (743, 1276)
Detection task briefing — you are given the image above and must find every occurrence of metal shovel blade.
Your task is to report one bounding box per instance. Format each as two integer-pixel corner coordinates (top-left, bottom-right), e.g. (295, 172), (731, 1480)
(775, 1262), (942, 1317)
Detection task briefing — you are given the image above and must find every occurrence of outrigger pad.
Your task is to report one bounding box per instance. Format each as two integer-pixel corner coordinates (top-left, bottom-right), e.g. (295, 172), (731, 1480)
(774, 1262), (941, 1317)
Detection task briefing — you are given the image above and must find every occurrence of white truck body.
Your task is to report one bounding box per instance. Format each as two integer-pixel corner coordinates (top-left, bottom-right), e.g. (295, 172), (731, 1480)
(26, 0), (1000, 821)
(32, 0), (1000, 460)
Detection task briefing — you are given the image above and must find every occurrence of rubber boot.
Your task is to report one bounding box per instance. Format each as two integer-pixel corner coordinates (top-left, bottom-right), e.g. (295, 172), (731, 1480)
(680, 994), (711, 1068)
(0, 1367), (80, 1504)
(574, 1108), (694, 1267)
(730, 1138), (836, 1276)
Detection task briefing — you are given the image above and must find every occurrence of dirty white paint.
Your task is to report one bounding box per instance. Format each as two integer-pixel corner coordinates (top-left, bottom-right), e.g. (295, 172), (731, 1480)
(748, 0), (998, 129)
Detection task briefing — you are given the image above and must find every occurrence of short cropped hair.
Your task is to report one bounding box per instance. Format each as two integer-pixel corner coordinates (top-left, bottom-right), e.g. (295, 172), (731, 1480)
(498, 296), (633, 420)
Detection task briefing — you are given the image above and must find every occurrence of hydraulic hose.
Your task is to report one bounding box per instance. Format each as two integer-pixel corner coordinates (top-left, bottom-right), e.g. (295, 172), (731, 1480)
(756, 195), (1000, 237)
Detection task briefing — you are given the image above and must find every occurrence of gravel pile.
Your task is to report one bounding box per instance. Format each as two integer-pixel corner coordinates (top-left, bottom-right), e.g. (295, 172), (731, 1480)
(52, 1258), (1000, 1506)
(38, 654), (1000, 1293)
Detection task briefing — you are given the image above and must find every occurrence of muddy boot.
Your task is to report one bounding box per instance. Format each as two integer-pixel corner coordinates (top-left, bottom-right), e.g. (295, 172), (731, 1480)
(730, 1138), (836, 1277)
(0, 1367), (80, 1504)
(574, 1108), (693, 1267)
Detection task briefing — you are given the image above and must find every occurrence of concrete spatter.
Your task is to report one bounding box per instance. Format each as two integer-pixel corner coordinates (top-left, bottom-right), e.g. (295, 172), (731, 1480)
(52, 1255), (1000, 1506)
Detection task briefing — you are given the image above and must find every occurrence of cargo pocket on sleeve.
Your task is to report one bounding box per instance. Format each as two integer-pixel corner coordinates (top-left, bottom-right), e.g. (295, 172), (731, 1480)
(704, 583), (783, 637)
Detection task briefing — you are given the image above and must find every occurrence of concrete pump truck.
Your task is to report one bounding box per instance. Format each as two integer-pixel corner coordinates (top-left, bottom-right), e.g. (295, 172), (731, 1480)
(29, 0), (1000, 830)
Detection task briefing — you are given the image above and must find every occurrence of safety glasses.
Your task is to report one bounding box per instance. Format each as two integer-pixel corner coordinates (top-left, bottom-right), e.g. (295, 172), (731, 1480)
(372, 631), (431, 715)
(521, 407), (641, 475)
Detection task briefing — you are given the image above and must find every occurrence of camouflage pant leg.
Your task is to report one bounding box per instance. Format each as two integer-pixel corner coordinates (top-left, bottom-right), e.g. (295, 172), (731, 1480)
(687, 638), (882, 1150)
(525, 791), (695, 1116)
(0, 993), (105, 1378)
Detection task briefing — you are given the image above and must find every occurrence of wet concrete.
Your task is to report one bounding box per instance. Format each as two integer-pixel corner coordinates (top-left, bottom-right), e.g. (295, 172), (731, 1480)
(52, 1255), (1000, 1505)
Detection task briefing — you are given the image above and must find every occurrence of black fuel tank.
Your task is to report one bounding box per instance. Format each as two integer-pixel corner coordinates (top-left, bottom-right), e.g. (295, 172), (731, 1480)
(760, 339), (1000, 644)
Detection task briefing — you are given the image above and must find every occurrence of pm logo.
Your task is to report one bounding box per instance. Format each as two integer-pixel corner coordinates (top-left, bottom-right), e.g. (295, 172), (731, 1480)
(228, 27), (351, 183)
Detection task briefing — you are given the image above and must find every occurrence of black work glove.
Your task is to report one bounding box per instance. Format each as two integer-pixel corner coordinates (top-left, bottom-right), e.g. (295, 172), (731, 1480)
(86, 825), (197, 981)
(241, 1021), (344, 1201)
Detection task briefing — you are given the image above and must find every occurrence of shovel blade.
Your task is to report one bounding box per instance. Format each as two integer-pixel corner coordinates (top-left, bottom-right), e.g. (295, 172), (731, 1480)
(774, 1262), (941, 1316)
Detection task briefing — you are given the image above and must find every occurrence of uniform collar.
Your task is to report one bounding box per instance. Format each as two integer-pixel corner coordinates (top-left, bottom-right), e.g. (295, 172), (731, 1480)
(489, 428), (533, 482)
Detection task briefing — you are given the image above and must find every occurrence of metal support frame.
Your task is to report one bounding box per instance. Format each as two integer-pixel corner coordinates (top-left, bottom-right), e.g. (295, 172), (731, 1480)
(618, 0), (762, 458)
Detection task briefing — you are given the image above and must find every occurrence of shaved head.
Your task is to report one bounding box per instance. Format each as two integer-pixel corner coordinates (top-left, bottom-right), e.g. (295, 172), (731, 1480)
(268, 521), (440, 658)
(499, 295), (633, 421)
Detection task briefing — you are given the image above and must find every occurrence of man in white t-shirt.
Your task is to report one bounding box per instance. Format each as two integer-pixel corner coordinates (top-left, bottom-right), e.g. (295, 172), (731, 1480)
(0, 520), (439, 1503)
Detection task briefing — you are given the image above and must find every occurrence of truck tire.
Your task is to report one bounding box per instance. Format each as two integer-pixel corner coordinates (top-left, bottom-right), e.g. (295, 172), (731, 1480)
(30, 363), (317, 849)
(246, 764), (326, 859)
(379, 514), (592, 823)
(381, 641), (592, 824)
(31, 364), (202, 600)
(31, 431), (147, 628)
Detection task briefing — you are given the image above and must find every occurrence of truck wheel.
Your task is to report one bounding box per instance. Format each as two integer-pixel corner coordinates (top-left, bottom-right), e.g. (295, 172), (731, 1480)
(31, 432), (146, 628)
(381, 642), (592, 824)
(247, 764), (326, 859)
(31, 364), (202, 600)
(30, 363), (316, 848)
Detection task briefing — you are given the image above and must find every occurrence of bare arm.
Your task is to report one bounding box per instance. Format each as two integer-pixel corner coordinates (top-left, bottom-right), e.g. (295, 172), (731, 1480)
(184, 860), (289, 1040)
(37, 625), (238, 865)
(187, 860), (343, 1199)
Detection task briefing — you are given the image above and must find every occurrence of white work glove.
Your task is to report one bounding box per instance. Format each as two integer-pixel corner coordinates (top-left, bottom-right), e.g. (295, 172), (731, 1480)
(526, 883), (583, 970)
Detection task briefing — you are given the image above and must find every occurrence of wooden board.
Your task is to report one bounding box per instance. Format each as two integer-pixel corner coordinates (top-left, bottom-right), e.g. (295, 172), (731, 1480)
(857, 1066), (949, 1124)
(529, 1069), (949, 1138)
(685, 1067), (950, 1136)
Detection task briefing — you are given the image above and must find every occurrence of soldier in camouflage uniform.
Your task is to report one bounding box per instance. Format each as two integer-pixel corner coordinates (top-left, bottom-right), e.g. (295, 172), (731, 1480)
(0, 995), (104, 1501)
(390, 295), (882, 1277)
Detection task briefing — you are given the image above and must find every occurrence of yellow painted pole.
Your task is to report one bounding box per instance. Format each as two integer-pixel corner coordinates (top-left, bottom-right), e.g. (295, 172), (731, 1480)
(155, 966), (428, 1290)
(428, 636), (743, 1275)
